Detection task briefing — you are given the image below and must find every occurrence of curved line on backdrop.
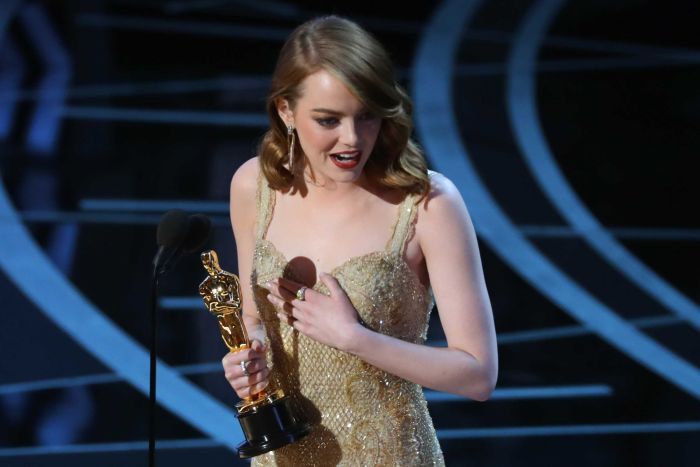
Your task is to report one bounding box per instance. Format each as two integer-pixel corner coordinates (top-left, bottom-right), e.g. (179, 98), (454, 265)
(0, 185), (241, 451)
(412, 0), (700, 399)
(506, 0), (700, 331)
(0, 5), (241, 451)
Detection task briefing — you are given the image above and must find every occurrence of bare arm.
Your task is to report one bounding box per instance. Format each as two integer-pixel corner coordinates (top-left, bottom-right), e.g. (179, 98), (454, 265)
(229, 157), (266, 343)
(223, 157), (270, 397)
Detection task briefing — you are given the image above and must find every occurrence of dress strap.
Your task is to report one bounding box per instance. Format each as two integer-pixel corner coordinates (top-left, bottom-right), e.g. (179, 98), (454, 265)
(388, 193), (419, 255)
(254, 169), (276, 240)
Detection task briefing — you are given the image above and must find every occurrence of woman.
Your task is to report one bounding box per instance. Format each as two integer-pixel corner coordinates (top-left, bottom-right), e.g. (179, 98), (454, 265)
(223, 15), (497, 466)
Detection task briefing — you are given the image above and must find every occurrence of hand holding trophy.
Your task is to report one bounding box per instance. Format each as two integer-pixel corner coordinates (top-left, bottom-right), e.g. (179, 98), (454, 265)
(199, 250), (311, 458)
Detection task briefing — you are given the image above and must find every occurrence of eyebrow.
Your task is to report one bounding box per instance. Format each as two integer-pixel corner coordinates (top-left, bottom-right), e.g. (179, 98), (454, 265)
(311, 108), (343, 115)
(311, 107), (372, 115)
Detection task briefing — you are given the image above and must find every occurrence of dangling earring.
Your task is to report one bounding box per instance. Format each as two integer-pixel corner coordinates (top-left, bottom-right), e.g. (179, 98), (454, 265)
(287, 124), (295, 172)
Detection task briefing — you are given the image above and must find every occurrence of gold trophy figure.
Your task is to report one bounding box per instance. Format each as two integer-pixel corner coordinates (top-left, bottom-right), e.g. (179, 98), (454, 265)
(199, 250), (311, 458)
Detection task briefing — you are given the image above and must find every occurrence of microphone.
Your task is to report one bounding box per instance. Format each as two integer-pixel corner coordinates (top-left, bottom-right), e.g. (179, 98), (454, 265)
(153, 211), (212, 276)
(153, 210), (189, 276)
(182, 213), (212, 255)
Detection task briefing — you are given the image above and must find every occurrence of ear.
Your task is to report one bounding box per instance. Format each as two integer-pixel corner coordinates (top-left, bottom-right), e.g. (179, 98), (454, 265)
(276, 98), (294, 128)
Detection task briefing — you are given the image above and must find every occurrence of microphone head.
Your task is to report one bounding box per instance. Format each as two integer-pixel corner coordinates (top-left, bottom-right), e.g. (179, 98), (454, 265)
(156, 209), (189, 248)
(182, 213), (212, 253)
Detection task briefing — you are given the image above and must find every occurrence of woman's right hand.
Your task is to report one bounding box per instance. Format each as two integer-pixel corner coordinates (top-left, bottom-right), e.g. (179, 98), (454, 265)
(222, 338), (270, 399)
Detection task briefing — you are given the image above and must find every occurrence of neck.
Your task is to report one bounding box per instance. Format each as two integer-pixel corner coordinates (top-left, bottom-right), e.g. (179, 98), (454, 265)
(296, 168), (374, 203)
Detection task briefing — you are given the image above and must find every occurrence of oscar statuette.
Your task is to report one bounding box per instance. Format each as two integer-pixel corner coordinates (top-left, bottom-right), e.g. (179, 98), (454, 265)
(198, 250), (311, 458)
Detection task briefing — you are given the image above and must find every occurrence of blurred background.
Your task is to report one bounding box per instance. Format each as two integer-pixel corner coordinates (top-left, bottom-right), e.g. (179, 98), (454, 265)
(1, 0), (699, 465)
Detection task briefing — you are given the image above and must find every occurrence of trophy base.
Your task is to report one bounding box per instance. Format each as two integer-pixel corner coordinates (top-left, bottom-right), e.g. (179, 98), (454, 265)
(236, 391), (312, 459)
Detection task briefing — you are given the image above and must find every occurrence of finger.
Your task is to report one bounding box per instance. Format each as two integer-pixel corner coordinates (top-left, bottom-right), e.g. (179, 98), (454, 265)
(281, 287), (298, 302)
(289, 306), (307, 323)
(277, 312), (296, 326)
(224, 362), (248, 384)
(222, 351), (246, 368)
(319, 272), (343, 296)
(239, 347), (264, 362)
(245, 367), (270, 386)
(237, 360), (253, 379)
(277, 277), (303, 293)
(251, 338), (266, 353)
(221, 352), (232, 366)
(276, 279), (318, 306)
(290, 319), (308, 335)
(224, 364), (237, 383)
(241, 358), (267, 376)
(277, 278), (316, 303)
(290, 296), (310, 309)
(250, 379), (270, 396)
(223, 354), (267, 386)
(239, 378), (270, 399)
(264, 279), (299, 303)
(222, 350), (263, 374)
(267, 293), (295, 314)
(232, 366), (269, 390)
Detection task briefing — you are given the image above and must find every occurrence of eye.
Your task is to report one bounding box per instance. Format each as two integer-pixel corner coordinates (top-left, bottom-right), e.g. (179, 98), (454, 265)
(315, 117), (339, 127)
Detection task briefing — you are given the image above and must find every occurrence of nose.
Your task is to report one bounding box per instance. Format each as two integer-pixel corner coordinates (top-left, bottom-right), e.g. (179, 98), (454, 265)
(339, 119), (359, 147)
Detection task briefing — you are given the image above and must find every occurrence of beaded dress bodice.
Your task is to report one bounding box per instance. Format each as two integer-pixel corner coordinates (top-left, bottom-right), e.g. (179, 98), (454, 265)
(250, 174), (444, 466)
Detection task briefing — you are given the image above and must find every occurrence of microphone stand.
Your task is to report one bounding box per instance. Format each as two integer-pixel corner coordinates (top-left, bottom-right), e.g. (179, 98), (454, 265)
(149, 247), (177, 467)
(149, 271), (160, 467)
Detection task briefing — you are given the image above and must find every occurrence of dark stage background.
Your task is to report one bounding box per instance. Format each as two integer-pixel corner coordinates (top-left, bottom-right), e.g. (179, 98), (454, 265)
(1, 0), (699, 466)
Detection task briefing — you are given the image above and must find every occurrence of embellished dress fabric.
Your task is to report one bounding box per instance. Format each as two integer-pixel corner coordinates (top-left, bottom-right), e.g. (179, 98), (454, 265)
(250, 175), (445, 466)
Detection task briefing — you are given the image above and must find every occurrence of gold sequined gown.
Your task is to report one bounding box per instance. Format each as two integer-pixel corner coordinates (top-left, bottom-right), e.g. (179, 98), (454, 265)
(251, 175), (445, 466)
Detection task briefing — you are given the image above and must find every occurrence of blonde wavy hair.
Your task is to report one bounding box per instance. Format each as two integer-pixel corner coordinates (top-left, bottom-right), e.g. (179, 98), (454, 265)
(258, 15), (430, 198)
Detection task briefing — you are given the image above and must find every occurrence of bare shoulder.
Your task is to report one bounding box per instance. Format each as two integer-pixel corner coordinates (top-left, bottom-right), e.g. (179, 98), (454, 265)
(410, 170), (479, 289)
(416, 171), (469, 228)
(229, 157), (261, 239)
(230, 156), (260, 202)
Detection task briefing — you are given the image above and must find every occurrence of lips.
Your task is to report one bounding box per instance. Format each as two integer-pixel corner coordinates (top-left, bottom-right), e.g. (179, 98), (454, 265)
(330, 150), (361, 169)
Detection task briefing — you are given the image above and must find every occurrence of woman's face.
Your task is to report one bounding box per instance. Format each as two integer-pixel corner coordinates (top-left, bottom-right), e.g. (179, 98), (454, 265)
(279, 69), (382, 186)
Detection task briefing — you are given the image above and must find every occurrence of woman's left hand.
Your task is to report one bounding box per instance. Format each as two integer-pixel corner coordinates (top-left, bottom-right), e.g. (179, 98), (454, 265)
(263, 273), (364, 352)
